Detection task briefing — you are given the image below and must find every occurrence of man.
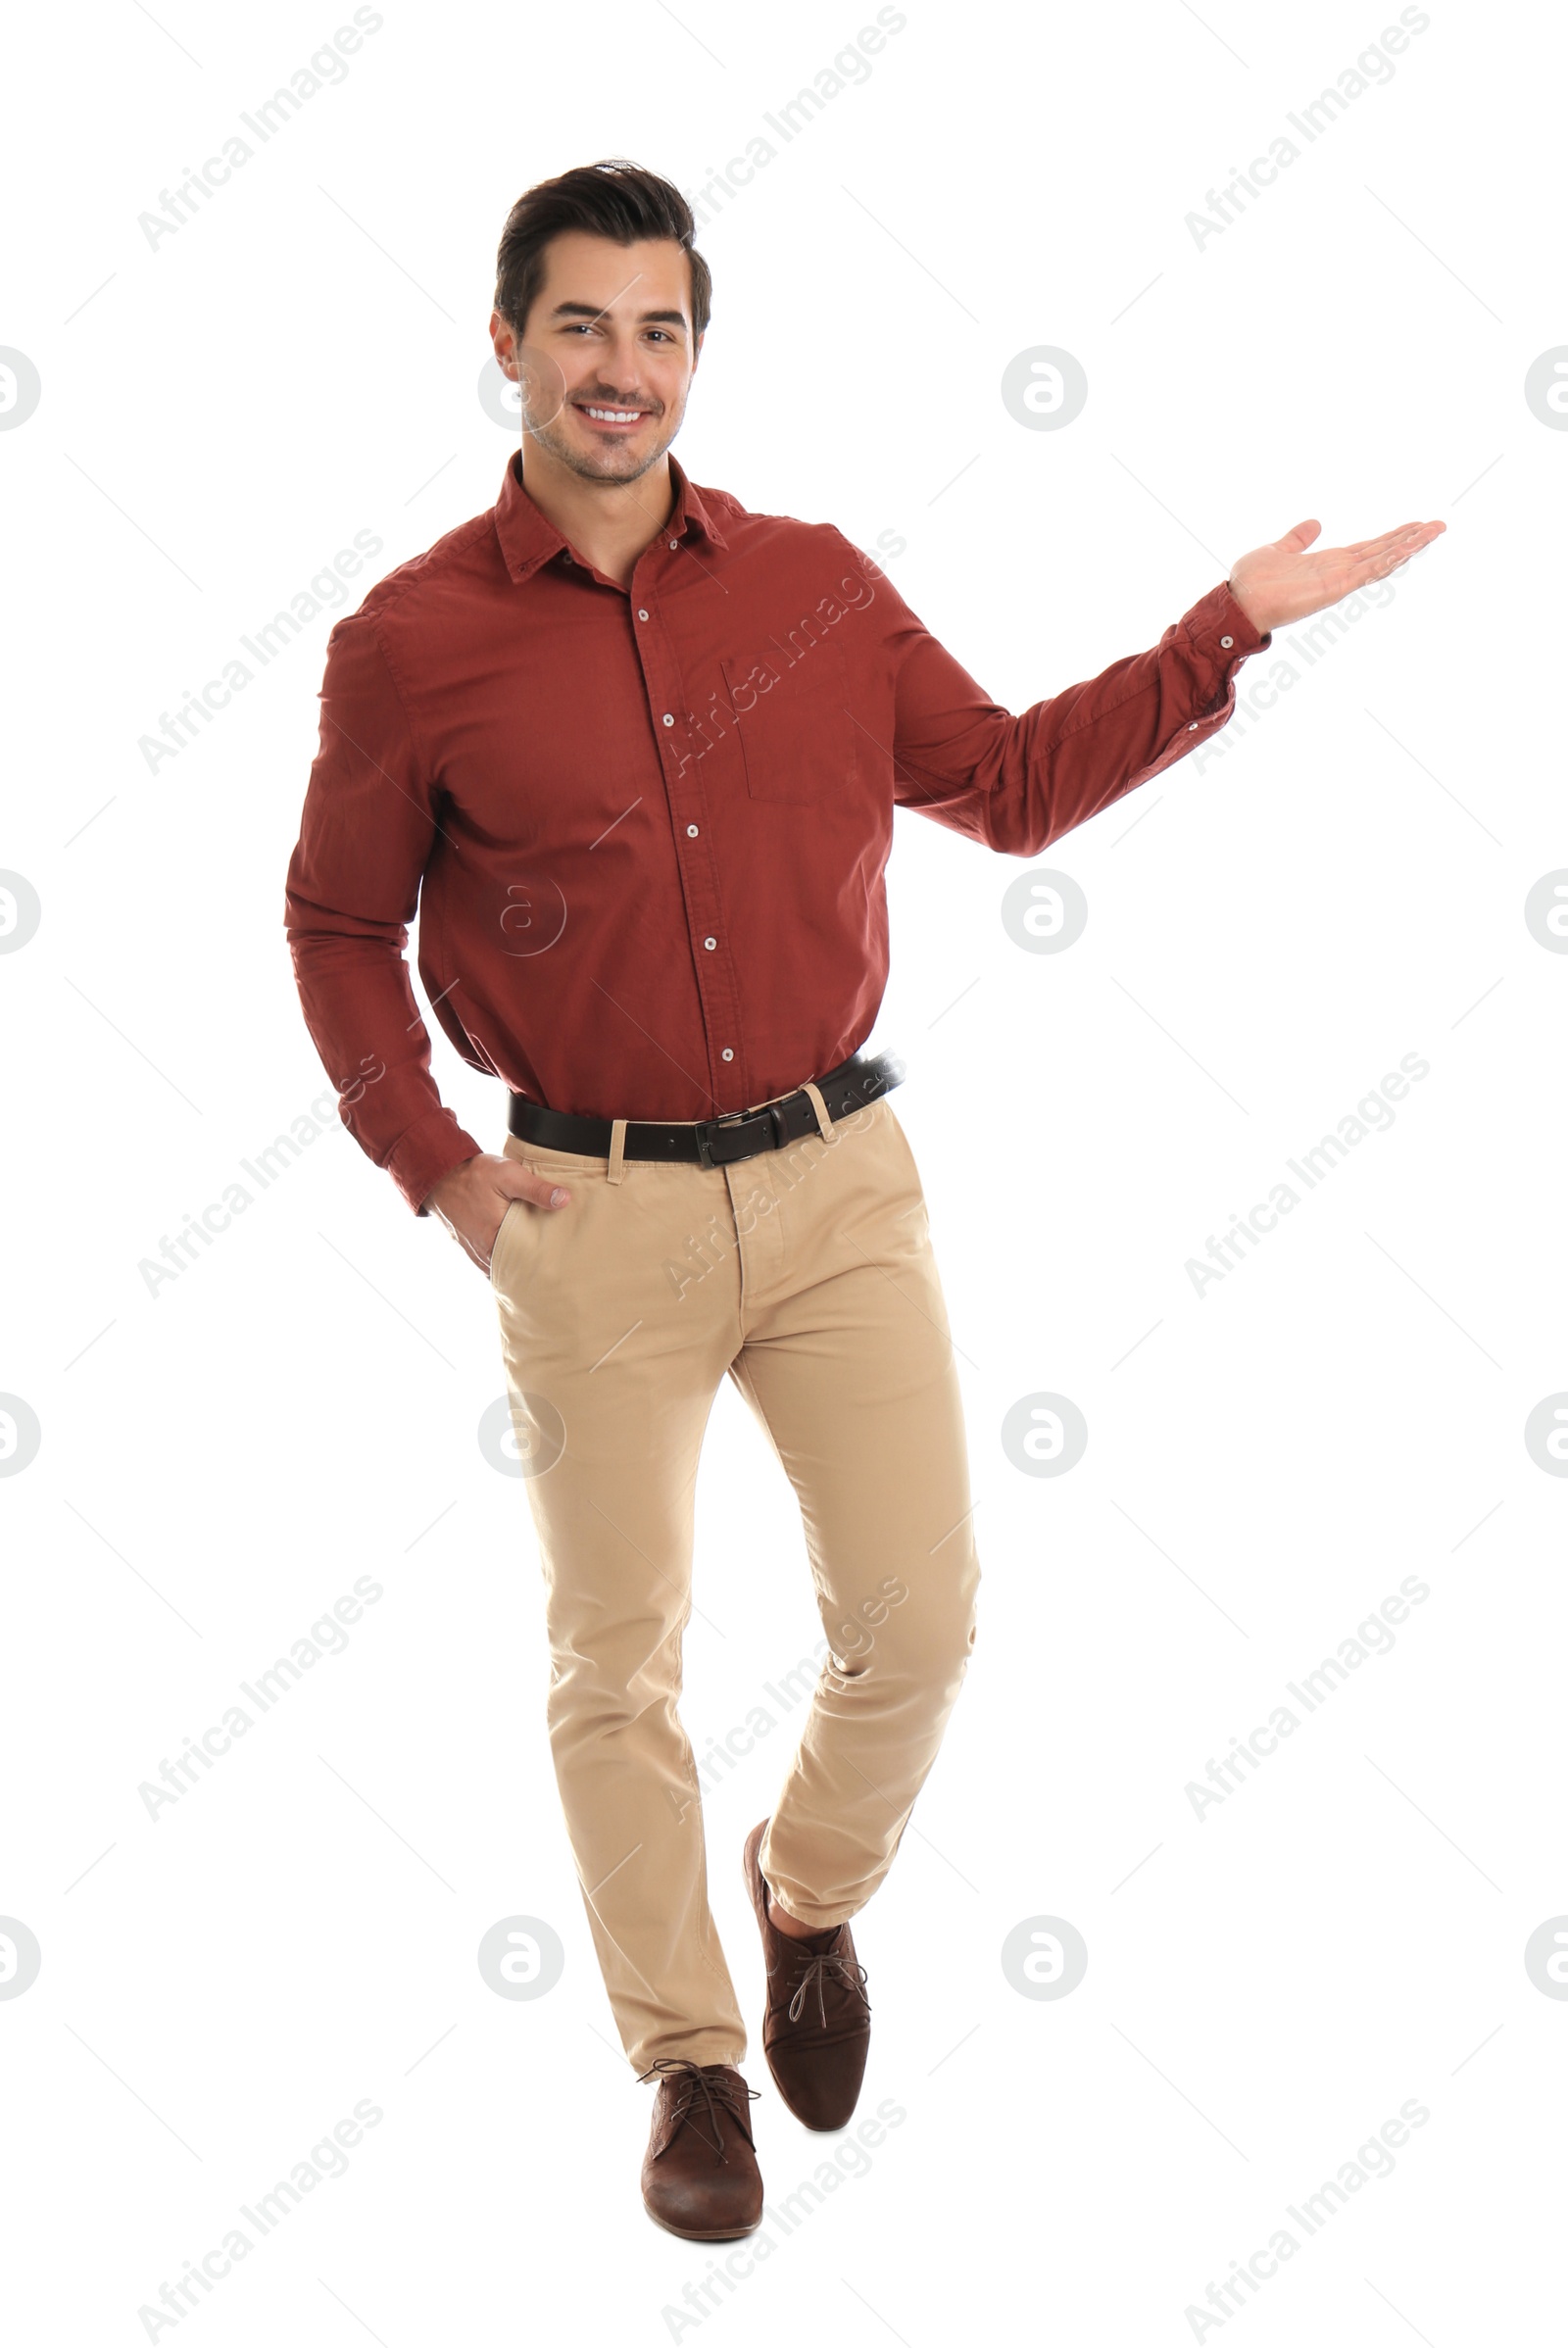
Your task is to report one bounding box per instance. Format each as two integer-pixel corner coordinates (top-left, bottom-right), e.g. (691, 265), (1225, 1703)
(283, 158), (1444, 2237)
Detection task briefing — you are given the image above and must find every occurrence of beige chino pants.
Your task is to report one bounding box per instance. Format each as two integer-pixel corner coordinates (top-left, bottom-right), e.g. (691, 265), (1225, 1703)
(490, 1085), (980, 2075)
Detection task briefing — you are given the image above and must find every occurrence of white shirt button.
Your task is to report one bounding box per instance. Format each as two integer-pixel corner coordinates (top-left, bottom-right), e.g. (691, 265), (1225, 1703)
(1189, 721), (1199, 730)
(1220, 634), (1234, 649)
(668, 538), (678, 550)
(687, 823), (699, 837)
(662, 713), (675, 727)
(721, 1048), (734, 1061)
(637, 608), (650, 621)
(704, 936), (716, 951)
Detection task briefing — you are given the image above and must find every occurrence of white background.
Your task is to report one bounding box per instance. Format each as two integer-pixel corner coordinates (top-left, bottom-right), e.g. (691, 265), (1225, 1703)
(3, 1), (1563, 2339)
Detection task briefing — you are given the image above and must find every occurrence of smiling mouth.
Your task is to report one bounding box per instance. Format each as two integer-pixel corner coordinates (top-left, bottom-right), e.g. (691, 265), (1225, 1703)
(573, 401), (654, 430)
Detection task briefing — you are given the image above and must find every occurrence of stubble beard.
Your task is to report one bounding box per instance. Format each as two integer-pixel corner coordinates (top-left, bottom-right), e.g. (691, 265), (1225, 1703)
(524, 396), (681, 488)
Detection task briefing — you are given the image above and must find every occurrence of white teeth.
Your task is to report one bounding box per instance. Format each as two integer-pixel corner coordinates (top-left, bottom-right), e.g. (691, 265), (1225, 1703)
(583, 406), (642, 421)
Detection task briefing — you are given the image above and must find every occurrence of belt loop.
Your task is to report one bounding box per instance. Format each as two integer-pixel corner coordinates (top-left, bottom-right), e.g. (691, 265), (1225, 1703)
(801, 1079), (835, 1144)
(607, 1116), (628, 1184)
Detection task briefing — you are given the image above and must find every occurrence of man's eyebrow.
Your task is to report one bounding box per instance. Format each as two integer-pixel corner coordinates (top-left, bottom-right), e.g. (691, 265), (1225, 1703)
(547, 300), (689, 329)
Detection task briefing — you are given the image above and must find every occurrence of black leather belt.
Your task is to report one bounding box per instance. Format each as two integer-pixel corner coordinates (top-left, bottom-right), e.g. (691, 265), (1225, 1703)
(506, 1048), (906, 1167)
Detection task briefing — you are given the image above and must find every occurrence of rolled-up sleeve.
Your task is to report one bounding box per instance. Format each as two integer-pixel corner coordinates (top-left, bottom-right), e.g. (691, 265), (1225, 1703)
(851, 539), (1272, 856)
(283, 611), (483, 1215)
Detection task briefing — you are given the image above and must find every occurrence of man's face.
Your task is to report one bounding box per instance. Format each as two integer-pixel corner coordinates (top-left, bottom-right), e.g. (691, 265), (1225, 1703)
(489, 229), (701, 486)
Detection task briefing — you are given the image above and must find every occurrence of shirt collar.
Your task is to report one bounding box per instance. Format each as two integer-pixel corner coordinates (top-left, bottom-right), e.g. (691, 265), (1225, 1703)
(492, 446), (727, 583)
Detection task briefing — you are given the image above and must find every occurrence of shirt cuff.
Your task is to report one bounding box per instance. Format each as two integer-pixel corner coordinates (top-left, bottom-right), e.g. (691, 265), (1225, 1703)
(1176, 578), (1273, 745)
(386, 1105), (485, 1217)
(1188, 576), (1273, 660)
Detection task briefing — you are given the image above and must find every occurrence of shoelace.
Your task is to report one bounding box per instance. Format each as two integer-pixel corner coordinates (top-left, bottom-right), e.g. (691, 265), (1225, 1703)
(785, 1944), (872, 2030)
(637, 2057), (760, 2163)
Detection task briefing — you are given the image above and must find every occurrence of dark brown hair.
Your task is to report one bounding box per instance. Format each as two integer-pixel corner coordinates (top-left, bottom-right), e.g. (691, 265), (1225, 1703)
(494, 159), (711, 346)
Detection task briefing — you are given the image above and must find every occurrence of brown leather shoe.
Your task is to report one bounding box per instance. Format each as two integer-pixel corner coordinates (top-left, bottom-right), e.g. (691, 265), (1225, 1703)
(636, 2058), (763, 2239)
(742, 1819), (871, 2131)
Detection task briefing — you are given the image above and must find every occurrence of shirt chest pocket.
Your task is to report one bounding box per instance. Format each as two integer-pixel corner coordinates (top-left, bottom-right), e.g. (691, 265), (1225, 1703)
(720, 637), (859, 805)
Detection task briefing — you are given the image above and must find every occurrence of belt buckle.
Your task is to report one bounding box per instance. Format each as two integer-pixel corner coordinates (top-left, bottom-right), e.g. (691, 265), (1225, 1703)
(693, 1101), (782, 1168)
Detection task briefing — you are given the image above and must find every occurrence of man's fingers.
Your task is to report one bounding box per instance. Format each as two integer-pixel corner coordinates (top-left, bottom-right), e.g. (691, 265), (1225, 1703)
(1332, 521), (1442, 562)
(483, 1178), (572, 1271)
(1311, 524), (1443, 592)
(511, 1177), (571, 1210)
(1370, 523), (1438, 557)
(1365, 523), (1444, 570)
(1333, 524), (1429, 563)
(1337, 532), (1406, 560)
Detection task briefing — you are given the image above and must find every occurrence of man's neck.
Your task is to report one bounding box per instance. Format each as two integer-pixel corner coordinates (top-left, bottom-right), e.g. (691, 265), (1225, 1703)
(518, 443), (678, 592)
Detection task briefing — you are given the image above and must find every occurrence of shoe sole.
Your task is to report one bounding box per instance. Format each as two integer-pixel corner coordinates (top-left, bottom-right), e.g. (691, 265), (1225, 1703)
(643, 2204), (764, 2241)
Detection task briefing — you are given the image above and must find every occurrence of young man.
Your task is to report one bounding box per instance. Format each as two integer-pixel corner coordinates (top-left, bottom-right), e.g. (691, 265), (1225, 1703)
(284, 159), (1444, 2236)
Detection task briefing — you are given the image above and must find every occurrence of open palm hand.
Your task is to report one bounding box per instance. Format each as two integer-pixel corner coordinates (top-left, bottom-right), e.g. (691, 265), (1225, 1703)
(1229, 516), (1446, 635)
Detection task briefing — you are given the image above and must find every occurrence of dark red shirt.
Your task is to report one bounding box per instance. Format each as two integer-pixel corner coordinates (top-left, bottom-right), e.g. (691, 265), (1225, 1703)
(284, 450), (1271, 1213)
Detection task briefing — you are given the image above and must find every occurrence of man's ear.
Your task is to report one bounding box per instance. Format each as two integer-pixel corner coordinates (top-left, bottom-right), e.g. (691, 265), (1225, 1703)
(489, 308), (516, 376)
